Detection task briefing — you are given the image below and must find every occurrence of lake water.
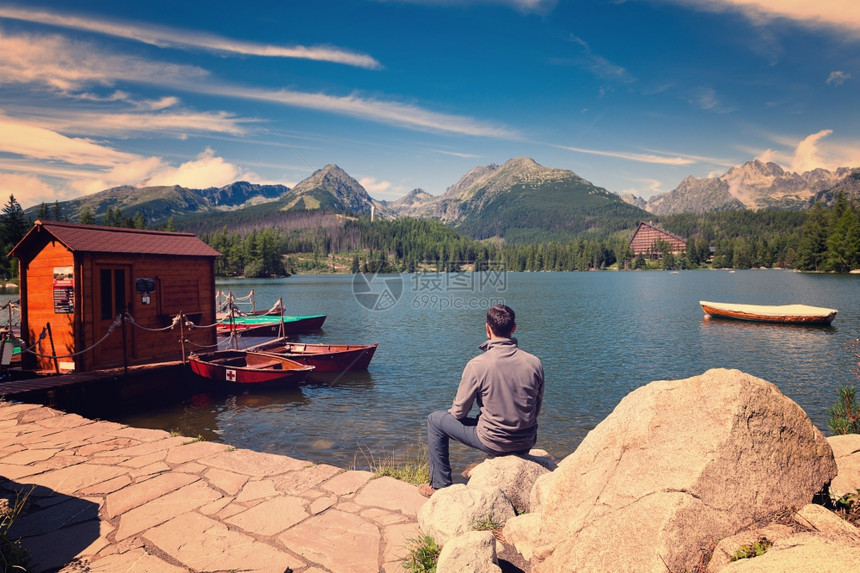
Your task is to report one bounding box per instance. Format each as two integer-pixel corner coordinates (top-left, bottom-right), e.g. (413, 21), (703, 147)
(24, 270), (860, 469)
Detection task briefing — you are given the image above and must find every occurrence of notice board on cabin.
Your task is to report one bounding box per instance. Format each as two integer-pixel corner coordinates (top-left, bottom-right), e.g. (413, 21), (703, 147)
(52, 266), (74, 314)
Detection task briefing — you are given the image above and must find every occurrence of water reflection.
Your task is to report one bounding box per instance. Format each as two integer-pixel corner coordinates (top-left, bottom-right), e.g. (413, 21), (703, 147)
(100, 271), (859, 468)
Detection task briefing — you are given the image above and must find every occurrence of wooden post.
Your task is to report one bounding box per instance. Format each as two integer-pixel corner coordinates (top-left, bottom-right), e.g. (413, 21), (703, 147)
(278, 297), (285, 339)
(230, 304), (237, 350)
(46, 322), (59, 375)
(179, 312), (186, 364)
(121, 313), (128, 376)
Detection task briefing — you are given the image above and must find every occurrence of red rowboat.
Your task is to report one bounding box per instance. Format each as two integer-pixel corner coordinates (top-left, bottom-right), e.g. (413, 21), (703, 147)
(248, 340), (378, 372)
(187, 350), (315, 385)
(699, 301), (837, 325)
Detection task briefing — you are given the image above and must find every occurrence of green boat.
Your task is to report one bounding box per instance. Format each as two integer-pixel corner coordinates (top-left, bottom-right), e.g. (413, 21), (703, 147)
(216, 314), (326, 337)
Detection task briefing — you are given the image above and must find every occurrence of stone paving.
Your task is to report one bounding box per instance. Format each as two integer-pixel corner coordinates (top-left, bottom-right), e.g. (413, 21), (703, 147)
(0, 401), (428, 572)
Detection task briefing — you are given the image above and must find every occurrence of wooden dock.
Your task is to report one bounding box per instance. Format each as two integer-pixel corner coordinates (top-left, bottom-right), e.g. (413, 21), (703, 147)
(0, 361), (186, 397)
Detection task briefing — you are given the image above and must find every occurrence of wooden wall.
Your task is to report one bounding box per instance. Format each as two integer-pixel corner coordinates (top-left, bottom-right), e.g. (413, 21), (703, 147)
(21, 244), (216, 371)
(78, 254), (217, 370)
(21, 241), (75, 371)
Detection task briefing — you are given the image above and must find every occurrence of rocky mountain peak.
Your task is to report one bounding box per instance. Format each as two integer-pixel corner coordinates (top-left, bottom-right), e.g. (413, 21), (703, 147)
(645, 160), (860, 214)
(281, 163), (395, 218)
(292, 164), (362, 193)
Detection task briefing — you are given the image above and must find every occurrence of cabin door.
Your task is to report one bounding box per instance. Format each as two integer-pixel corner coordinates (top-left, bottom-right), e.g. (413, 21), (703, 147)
(93, 265), (132, 368)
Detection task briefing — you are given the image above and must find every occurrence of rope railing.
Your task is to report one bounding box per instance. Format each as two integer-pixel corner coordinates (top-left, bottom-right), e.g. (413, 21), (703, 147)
(12, 308), (233, 364)
(216, 289), (257, 315)
(123, 312), (188, 333)
(24, 314), (123, 359)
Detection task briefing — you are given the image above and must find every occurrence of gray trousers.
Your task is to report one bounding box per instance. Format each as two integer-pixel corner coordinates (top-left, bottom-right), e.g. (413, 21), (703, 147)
(427, 410), (521, 489)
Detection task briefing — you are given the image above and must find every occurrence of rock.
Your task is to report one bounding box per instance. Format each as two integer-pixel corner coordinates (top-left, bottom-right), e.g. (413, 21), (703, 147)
(710, 532), (860, 572)
(462, 449), (558, 479)
(531, 368), (837, 573)
(794, 503), (860, 540)
(529, 470), (556, 513)
(827, 434), (860, 498)
(467, 455), (551, 513)
(502, 512), (542, 560)
(706, 524), (795, 572)
(436, 530), (500, 573)
(521, 449), (559, 471)
(418, 484), (515, 546)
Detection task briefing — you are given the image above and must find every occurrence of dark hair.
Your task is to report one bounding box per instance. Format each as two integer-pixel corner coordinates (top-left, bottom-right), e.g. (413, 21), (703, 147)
(486, 304), (515, 338)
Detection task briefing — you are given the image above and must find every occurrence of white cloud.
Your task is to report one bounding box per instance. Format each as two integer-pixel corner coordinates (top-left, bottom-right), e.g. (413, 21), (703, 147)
(753, 129), (860, 173)
(755, 148), (779, 164)
(690, 87), (735, 113)
(0, 173), (59, 207)
(431, 149), (482, 159)
(664, 0), (860, 36)
(620, 177), (665, 198)
(0, 6), (382, 69)
(145, 148), (247, 189)
(559, 145), (696, 166)
(0, 30), (209, 92)
(790, 129), (833, 172)
(207, 85), (519, 138)
(556, 35), (634, 83)
(30, 109), (252, 138)
(826, 71), (851, 86)
(0, 115), (138, 165)
(1, 29), (513, 140)
(359, 177), (392, 194)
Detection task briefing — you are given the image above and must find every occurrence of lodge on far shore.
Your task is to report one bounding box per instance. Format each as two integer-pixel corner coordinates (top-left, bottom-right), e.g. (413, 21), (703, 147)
(628, 221), (687, 259)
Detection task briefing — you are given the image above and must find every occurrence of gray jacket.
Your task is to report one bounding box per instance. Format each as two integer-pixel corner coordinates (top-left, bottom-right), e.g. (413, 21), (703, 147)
(449, 338), (544, 453)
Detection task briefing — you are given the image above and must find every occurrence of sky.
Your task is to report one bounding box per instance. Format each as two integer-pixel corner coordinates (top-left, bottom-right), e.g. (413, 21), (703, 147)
(2, 0), (860, 209)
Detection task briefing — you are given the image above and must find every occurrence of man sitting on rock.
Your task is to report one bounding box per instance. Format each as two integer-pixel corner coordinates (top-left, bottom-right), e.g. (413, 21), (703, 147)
(420, 304), (545, 497)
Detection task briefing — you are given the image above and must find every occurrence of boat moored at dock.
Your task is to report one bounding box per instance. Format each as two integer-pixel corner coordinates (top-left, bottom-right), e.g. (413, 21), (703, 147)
(187, 350), (315, 385)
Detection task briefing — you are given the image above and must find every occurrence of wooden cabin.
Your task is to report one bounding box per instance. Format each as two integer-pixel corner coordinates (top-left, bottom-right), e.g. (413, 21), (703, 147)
(9, 221), (221, 372)
(628, 221), (687, 258)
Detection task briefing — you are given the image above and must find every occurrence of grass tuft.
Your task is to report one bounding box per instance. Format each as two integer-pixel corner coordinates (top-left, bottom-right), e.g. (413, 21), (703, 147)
(0, 487), (33, 571)
(402, 535), (440, 573)
(355, 443), (430, 486)
(730, 537), (772, 561)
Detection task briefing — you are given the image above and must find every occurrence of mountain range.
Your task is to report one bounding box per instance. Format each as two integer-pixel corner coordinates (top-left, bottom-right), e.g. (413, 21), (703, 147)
(624, 160), (860, 215)
(25, 157), (860, 242)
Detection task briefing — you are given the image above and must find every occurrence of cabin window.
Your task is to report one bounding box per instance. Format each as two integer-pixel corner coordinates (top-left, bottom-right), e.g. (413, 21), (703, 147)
(100, 269), (128, 320)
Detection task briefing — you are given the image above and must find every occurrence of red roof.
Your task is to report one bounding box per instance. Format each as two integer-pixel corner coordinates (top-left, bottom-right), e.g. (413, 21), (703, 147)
(9, 221), (221, 259)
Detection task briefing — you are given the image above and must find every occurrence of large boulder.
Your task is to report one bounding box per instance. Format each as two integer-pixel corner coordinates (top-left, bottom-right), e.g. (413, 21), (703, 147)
(827, 434), (860, 498)
(418, 484), (515, 546)
(532, 368), (837, 573)
(706, 505), (860, 573)
(501, 512), (542, 560)
(436, 531), (500, 573)
(709, 532), (860, 572)
(467, 455), (551, 513)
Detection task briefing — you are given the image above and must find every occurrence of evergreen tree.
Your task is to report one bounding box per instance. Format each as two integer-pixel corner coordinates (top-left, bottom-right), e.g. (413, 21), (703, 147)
(132, 211), (147, 230)
(797, 203), (830, 271)
(102, 207), (126, 227)
(79, 206), (95, 225)
(826, 204), (860, 272)
(36, 202), (49, 220)
(53, 200), (62, 221)
(1, 195), (29, 246)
